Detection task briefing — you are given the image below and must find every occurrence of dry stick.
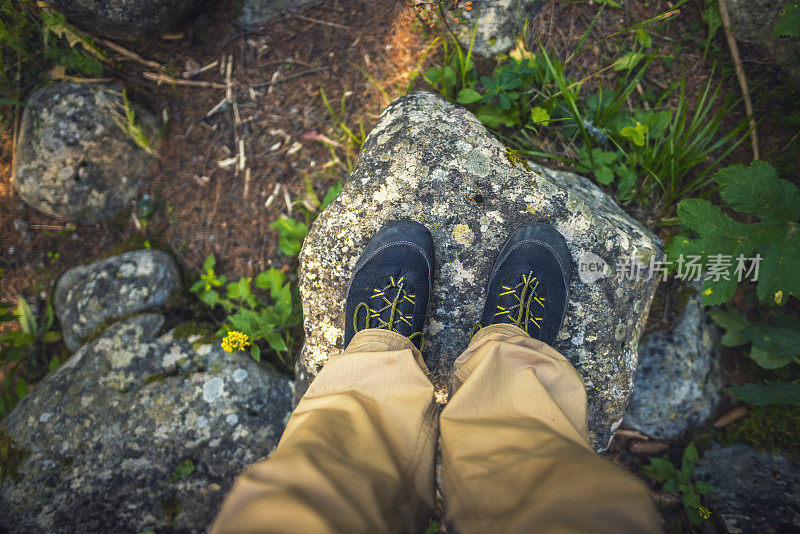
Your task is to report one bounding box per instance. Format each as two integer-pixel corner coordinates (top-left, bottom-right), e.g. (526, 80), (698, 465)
(717, 0), (760, 160)
(252, 67), (330, 88)
(294, 14), (350, 30)
(96, 37), (166, 72)
(143, 72), (226, 89)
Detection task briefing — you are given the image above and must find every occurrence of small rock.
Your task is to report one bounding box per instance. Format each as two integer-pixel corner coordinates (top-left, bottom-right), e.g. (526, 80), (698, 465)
(14, 82), (157, 223)
(455, 0), (544, 57)
(695, 443), (800, 533)
(0, 315), (293, 532)
(49, 0), (206, 41)
(624, 287), (722, 440)
(298, 91), (663, 450)
(54, 249), (180, 351)
(239, 0), (331, 26)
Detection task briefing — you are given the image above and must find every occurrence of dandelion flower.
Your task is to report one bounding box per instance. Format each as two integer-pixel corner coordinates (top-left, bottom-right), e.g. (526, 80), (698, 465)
(222, 331), (250, 353)
(698, 506), (711, 520)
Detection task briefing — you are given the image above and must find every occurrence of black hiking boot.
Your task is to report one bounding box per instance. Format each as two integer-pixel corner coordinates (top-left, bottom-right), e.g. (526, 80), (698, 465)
(344, 220), (435, 350)
(478, 222), (571, 346)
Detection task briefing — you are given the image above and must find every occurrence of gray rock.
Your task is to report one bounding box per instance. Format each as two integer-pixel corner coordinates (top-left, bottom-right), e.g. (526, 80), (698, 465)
(297, 91), (663, 450)
(0, 314), (293, 532)
(725, 0), (800, 80)
(455, 0), (543, 57)
(14, 82), (157, 223)
(695, 443), (800, 533)
(49, 0), (205, 41)
(54, 249), (180, 351)
(239, 0), (331, 26)
(624, 287), (722, 440)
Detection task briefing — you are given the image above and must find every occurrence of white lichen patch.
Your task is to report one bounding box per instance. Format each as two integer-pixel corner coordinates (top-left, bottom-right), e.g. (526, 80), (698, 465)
(202, 377), (225, 403)
(232, 368), (248, 383)
(442, 259), (475, 285)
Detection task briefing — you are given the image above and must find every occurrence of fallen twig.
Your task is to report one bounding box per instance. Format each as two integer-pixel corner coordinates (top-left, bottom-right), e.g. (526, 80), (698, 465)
(96, 37), (165, 72)
(294, 14), (350, 30)
(143, 72), (226, 89)
(252, 67), (330, 88)
(183, 60), (219, 78)
(717, 0), (760, 159)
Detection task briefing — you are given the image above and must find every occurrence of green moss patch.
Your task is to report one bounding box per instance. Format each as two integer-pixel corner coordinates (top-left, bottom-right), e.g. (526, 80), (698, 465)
(0, 426), (30, 484)
(720, 406), (800, 460)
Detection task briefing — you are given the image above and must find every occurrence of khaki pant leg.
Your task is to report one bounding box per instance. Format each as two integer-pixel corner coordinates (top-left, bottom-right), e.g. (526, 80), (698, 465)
(212, 329), (438, 534)
(440, 324), (661, 534)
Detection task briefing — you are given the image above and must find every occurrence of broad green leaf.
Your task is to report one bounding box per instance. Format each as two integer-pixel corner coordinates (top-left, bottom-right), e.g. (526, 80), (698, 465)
(620, 121), (648, 146)
(266, 332), (287, 352)
(442, 66), (456, 86)
(594, 165), (615, 185)
(49, 356), (61, 371)
(456, 88), (483, 104)
(694, 481), (714, 494)
(255, 268), (285, 292)
(250, 344), (261, 362)
(748, 346), (791, 369)
(702, 0), (722, 48)
(530, 107), (550, 126)
(707, 309), (749, 346)
(636, 28), (652, 48)
(743, 320), (800, 367)
(716, 161), (799, 221)
(774, 1), (800, 36)
(681, 443), (699, 475)
(320, 183), (343, 210)
(423, 67), (441, 85)
(613, 52), (644, 71)
(641, 457), (676, 482)
(42, 331), (62, 343)
(270, 217), (309, 256)
(475, 105), (519, 128)
(730, 382), (800, 406)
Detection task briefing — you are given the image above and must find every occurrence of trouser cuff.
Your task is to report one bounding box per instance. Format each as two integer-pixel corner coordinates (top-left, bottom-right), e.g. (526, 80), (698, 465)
(343, 328), (428, 372)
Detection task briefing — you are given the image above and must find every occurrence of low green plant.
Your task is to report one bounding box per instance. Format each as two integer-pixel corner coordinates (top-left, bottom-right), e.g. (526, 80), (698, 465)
(728, 382), (800, 407)
(0, 296), (62, 417)
(189, 255), (300, 368)
(641, 443), (713, 528)
(319, 87), (367, 174)
(0, 0), (107, 124)
(710, 307), (799, 370)
(271, 182), (342, 257)
(167, 458), (195, 484)
(667, 160), (799, 306)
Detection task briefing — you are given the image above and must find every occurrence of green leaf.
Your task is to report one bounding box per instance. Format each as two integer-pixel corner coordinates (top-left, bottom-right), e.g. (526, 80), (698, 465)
(742, 320), (800, 367)
(15, 296), (36, 335)
(456, 88), (483, 104)
(250, 344), (261, 362)
(442, 65), (456, 86)
(694, 481), (714, 494)
(730, 382), (800, 407)
(15, 378), (27, 399)
(774, 1), (800, 36)
(707, 309), (749, 346)
(748, 346), (791, 369)
(255, 268), (285, 292)
(423, 67), (441, 85)
(266, 332), (287, 352)
(681, 443), (699, 475)
(620, 121), (648, 146)
(203, 254), (216, 272)
(613, 52), (644, 71)
(498, 93), (512, 110)
(167, 459), (195, 484)
(716, 161), (799, 221)
(475, 105), (519, 128)
(270, 217), (309, 256)
(635, 28), (652, 48)
(641, 457), (677, 482)
(48, 356), (61, 371)
(320, 183), (343, 210)
(530, 106), (550, 126)
(702, 0), (722, 47)
(594, 165), (615, 185)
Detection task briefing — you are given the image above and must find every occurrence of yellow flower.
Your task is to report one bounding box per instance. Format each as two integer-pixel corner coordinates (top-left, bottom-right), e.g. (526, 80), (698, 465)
(221, 331), (250, 353)
(698, 506), (711, 520)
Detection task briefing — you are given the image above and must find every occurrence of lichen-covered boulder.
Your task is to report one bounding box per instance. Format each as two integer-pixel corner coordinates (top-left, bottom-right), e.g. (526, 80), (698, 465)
(54, 249), (180, 351)
(14, 82), (157, 223)
(49, 0), (205, 41)
(455, 0), (543, 57)
(298, 91), (663, 450)
(695, 443), (800, 533)
(0, 314), (293, 532)
(624, 287), (722, 440)
(725, 0), (800, 80)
